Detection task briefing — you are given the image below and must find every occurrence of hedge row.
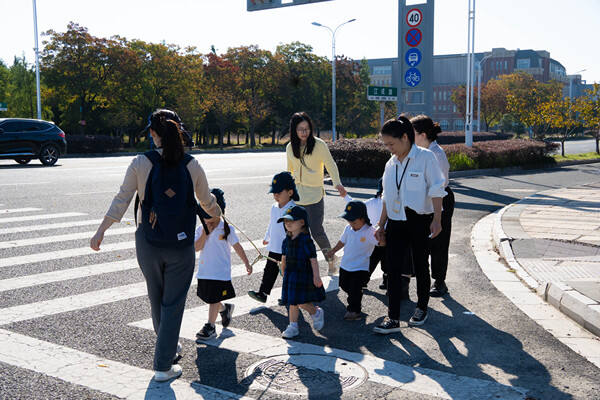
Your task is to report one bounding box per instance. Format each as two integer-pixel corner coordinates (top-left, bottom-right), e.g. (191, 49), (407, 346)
(67, 135), (122, 154)
(328, 138), (558, 178)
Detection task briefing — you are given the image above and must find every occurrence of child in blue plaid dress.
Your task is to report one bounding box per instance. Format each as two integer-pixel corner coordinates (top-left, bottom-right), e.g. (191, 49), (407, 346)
(277, 206), (326, 339)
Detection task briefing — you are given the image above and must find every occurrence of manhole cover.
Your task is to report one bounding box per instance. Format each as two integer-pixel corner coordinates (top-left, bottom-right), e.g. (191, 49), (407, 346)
(243, 354), (367, 396)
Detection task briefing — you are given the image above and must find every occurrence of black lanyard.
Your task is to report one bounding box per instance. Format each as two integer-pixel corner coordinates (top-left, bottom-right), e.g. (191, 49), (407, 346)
(395, 159), (410, 194)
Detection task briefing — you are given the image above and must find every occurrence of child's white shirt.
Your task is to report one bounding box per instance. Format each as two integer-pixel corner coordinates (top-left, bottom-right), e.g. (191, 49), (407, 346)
(264, 200), (296, 254)
(195, 221), (240, 281)
(339, 224), (379, 272)
(343, 194), (383, 227)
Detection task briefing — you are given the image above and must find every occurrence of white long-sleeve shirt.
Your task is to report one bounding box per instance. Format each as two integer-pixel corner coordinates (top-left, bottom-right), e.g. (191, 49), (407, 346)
(382, 144), (446, 221)
(263, 200), (296, 254)
(428, 140), (450, 188)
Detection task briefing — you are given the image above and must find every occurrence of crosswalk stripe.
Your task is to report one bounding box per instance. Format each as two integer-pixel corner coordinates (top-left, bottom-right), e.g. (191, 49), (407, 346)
(0, 238), (265, 269)
(0, 227), (137, 249)
(0, 218), (133, 235)
(0, 212), (87, 224)
(0, 207), (43, 214)
(0, 329), (253, 400)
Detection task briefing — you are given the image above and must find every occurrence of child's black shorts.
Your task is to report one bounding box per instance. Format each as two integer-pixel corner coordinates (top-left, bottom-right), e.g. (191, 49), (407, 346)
(197, 279), (235, 304)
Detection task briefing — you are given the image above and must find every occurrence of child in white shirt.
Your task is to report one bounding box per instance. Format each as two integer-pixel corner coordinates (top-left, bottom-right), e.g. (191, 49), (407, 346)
(327, 200), (379, 320)
(194, 188), (252, 341)
(248, 171), (298, 304)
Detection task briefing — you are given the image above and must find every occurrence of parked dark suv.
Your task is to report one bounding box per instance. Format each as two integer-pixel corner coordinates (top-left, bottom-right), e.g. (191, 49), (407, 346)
(0, 118), (67, 166)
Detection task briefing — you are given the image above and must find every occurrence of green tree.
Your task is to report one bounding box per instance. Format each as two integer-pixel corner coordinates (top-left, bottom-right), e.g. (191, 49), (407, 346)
(539, 94), (580, 156)
(576, 83), (600, 154)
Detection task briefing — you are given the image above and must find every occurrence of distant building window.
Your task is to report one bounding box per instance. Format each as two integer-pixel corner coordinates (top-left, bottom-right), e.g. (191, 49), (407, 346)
(504, 60), (508, 70)
(433, 91), (437, 101)
(454, 119), (464, 130)
(516, 58), (530, 69)
(453, 105), (457, 113)
(405, 91), (424, 105)
(373, 66), (392, 75)
(440, 120), (449, 130)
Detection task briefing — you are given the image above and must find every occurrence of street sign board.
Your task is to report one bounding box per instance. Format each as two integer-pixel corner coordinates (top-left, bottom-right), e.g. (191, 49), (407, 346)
(0, 102), (7, 112)
(404, 68), (421, 87)
(405, 28), (422, 47)
(247, 0), (332, 12)
(405, 48), (422, 67)
(367, 86), (397, 102)
(406, 8), (422, 27)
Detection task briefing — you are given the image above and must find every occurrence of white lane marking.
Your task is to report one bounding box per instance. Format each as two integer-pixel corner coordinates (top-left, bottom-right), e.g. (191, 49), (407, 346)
(130, 283), (525, 400)
(0, 218), (132, 235)
(0, 247), (321, 324)
(0, 212), (87, 224)
(0, 182), (50, 187)
(0, 207), (43, 214)
(0, 329), (253, 400)
(0, 238), (263, 269)
(64, 191), (116, 196)
(0, 227), (137, 249)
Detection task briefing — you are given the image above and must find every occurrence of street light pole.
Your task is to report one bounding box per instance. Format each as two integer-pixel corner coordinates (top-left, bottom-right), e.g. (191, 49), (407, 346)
(476, 54), (491, 133)
(32, 0), (42, 120)
(465, 0), (476, 147)
(312, 19), (356, 142)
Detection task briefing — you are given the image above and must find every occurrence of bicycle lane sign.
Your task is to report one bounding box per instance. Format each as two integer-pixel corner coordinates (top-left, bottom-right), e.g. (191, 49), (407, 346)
(404, 67), (421, 87)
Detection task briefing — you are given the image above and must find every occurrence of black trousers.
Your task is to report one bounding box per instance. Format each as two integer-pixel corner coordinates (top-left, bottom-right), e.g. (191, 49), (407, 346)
(386, 209), (432, 320)
(258, 252), (282, 295)
(339, 269), (369, 313)
(368, 246), (387, 285)
(430, 186), (455, 282)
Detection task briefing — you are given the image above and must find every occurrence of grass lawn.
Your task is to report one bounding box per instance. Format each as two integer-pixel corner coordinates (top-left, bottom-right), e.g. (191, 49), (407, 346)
(553, 152), (600, 162)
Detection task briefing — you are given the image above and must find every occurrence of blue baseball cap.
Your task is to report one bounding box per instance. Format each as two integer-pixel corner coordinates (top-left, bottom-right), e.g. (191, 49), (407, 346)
(268, 172), (300, 201)
(277, 205), (309, 227)
(198, 188), (226, 218)
(340, 201), (370, 225)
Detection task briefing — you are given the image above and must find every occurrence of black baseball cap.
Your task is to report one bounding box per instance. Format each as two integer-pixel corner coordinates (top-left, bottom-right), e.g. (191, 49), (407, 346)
(340, 201), (370, 225)
(197, 188), (226, 219)
(268, 172), (300, 201)
(277, 205), (309, 227)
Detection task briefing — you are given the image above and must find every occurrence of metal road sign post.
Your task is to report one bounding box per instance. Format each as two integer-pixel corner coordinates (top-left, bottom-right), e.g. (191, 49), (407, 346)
(368, 86), (398, 129)
(396, 1), (434, 119)
(247, 0), (332, 12)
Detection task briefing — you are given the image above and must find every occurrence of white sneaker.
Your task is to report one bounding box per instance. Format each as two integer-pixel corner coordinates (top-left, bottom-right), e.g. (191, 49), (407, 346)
(154, 365), (182, 382)
(312, 307), (325, 331)
(282, 324), (299, 339)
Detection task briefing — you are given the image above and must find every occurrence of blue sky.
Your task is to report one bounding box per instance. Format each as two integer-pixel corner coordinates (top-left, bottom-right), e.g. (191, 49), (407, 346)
(1, 0), (598, 83)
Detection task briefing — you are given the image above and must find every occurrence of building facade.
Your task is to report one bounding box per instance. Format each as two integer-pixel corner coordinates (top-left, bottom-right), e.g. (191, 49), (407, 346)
(368, 47), (574, 131)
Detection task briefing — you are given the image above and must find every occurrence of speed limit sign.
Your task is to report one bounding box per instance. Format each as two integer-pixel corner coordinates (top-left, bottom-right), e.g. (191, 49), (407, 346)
(406, 8), (422, 27)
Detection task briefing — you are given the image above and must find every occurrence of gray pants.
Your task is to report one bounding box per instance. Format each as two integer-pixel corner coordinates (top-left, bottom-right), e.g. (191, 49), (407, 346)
(135, 229), (195, 371)
(304, 198), (332, 260)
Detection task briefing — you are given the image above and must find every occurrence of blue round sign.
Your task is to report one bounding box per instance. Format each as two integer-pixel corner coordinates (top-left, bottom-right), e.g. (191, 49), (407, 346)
(405, 68), (421, 87)
(405, 48), (422, 67)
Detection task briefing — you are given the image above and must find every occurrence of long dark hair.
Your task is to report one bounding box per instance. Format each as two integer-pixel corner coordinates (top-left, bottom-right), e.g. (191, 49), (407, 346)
(149, 109), (185, 165)
(380, 116), (415, 144)
(410, 114), (442, 142)
(289, 111), (316, 160)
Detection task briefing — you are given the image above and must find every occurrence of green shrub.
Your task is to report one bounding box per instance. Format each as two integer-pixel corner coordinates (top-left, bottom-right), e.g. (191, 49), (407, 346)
(448, 153), (478, 171)
(67, 135), (122, 154)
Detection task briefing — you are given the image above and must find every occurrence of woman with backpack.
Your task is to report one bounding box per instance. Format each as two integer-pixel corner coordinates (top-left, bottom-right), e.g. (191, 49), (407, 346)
(90, 109), (221, 382)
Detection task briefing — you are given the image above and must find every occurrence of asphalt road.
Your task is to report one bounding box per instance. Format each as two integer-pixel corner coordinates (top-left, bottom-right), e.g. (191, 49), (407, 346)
(552, 138), (598, 155)
(0, 153), (599, 400)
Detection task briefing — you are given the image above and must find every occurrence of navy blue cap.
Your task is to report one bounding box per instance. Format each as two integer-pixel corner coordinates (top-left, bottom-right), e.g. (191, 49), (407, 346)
(198, 188), (226, 219)
(340, 201), (370, 225)
(277, 205), (309, 227)
(268, 172), (300, 201)
(143, 109), (183, 133)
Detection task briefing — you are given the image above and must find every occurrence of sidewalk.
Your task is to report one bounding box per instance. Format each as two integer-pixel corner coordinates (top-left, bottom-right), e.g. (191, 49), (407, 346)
(494, 182), (600, 337)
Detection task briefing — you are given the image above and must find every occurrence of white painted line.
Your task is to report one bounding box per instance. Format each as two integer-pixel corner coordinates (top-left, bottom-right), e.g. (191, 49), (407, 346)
(64, 191), (116, 196)
(0, 218), (132, 235)
(0, 227), (137, 249)
(130, 279), (525, 400)
(0, 207), (43, 214)
(0, 182), (50, 187)
(0, 212), (87, 224)
(0, 329), (253, 400)
(0, 238), (264, 269)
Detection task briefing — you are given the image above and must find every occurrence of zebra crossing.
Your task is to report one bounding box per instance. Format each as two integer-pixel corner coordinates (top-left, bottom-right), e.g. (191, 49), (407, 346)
(0, 206), (527, 399)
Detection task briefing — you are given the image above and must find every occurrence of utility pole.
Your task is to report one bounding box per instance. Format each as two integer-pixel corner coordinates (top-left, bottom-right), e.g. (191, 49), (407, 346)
(33, 0), (42, 120)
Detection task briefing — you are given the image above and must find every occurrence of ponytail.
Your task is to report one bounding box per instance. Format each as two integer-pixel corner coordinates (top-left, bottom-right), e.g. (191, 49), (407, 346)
(380, 116), (415, 144)
(222, 219), (231, 240)
(410, 114), (441, 142)
(149, 109), (185, 166)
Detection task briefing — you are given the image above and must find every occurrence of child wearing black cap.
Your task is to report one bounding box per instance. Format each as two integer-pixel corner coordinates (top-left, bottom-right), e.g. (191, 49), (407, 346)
(194, 188), (252, 340)
(278, 206), (326, 338)
(327, 201), (379, 320)
(248, 172), (299, 304)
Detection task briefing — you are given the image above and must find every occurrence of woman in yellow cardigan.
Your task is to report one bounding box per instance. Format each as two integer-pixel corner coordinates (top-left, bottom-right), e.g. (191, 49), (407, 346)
(286, 112), (347, 274)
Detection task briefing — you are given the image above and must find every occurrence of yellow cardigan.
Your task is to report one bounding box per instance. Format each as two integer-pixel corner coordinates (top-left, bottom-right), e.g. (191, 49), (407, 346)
(286, 137), (342, 206)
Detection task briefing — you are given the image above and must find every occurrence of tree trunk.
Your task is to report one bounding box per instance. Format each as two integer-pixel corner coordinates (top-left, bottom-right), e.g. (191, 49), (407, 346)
(271, 127), (276, 145)
(250, 120), (256, 148)
(227, 131), (231, 145)
(561, 139), (565, 157)
(218, 125), (224, 148)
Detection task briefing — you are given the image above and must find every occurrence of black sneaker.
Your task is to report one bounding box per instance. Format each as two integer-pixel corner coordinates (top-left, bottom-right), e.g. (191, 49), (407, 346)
(408, 308), (428, 326)
(430, 281), (448, 297)
(220, 303), (235, 328)
(195, 323), (216, 342)
(248, 290), (267, 303)
(373, 317), (402, 334)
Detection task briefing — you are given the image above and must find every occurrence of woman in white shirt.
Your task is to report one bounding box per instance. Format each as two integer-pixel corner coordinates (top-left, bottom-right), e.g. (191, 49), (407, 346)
(374, 117), (446, 333)
(411, 115), (455, 298)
